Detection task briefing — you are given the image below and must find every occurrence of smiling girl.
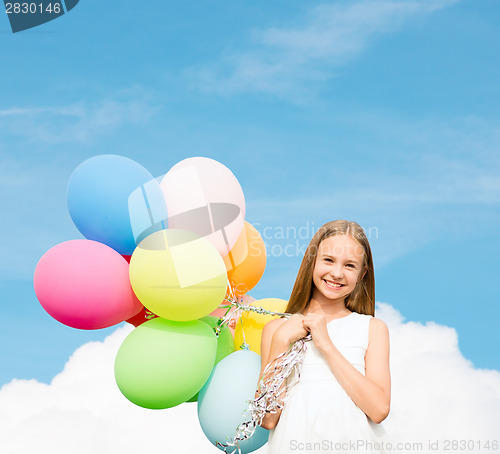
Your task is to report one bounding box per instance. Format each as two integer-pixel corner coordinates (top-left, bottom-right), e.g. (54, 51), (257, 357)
(260, 220), (390, 454)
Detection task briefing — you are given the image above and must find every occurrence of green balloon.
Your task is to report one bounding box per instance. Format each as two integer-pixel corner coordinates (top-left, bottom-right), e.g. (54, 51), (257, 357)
(187, 316), (235, 402)
(200, 315), (236, 364)
(114, 317), (217, 409)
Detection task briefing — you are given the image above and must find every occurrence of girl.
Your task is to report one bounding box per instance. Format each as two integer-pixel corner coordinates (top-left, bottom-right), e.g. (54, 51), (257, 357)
(259, 220), (390, 454)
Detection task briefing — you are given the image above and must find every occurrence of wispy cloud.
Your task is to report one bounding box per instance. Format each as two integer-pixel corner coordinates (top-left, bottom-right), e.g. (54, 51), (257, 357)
(245, 114), (500, 268)
(0, 156), (79, 279)
(0, 93), (159, 145)
(187, 0), (458, 98)
(0, 88), (162, 278)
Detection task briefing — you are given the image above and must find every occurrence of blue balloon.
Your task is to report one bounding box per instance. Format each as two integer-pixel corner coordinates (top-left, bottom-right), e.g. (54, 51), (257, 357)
(198, 349), (269, 453)
(67, 155), (167, 255)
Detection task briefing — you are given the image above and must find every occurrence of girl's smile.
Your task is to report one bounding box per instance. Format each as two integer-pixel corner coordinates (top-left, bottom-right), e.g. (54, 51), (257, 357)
(322, 279), (344, 289)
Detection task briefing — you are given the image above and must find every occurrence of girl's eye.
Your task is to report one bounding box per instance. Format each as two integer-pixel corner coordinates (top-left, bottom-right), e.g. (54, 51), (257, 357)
(324, 258), (333, 263)
(346, 264), (356, 269)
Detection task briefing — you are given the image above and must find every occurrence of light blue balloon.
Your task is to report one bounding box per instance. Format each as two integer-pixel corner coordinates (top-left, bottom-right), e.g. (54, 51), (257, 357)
(67, 155), (167, 255)
(198, 350), (269, 453)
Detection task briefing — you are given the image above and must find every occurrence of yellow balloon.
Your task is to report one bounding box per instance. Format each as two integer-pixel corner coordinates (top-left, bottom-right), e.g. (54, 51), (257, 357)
(234, 298), (288, 354)
(129, 229), (227, 321)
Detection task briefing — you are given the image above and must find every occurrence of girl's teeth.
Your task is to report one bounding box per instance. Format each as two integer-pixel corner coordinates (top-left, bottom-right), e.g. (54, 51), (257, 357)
(325, 280), (342, 287)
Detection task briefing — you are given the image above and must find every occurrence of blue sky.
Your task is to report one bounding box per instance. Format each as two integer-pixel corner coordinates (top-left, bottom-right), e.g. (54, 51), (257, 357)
(1, 0), (499, 390)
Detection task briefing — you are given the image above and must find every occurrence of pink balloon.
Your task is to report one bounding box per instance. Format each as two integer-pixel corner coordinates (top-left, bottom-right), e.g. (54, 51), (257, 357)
(209, 294), (256, 335)
(240, 294), (255, 305)
(34, 240), (142, 330)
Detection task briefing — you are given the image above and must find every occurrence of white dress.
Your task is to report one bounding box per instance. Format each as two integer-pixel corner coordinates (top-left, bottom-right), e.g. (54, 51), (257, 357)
(267, 312), (387, 454)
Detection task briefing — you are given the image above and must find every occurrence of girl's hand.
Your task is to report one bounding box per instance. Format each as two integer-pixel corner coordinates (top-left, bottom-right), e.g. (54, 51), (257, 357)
(301, 314), (333, 351)
(273, 314), (309, 345)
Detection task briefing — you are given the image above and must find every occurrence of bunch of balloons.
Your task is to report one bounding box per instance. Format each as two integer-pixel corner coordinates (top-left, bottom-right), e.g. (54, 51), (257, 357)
(33, 154), (287, 453)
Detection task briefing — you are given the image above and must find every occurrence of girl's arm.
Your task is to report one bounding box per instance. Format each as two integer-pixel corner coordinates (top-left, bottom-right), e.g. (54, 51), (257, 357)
(312, 317), (391, 424)
(258, 319), (287, 430)
(257, 315), (308, 430)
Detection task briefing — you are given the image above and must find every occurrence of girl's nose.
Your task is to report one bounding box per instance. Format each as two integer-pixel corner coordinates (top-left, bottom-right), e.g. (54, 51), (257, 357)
(329, 265), (343, 279)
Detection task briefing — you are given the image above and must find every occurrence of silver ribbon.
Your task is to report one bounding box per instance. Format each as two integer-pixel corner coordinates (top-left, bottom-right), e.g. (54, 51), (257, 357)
(214, 297), (311, 454)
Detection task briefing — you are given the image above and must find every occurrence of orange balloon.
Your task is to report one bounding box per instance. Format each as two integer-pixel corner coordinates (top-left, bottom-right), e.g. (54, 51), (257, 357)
(225, 222), (266, 296)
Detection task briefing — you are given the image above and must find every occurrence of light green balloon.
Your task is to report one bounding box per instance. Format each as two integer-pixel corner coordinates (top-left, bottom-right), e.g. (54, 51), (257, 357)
(187, 316), (236, 403)
(114, 317), (217, 409)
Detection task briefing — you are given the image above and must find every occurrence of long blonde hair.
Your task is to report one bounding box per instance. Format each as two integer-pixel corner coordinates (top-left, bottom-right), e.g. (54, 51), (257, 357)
(285, 220), (375, 316)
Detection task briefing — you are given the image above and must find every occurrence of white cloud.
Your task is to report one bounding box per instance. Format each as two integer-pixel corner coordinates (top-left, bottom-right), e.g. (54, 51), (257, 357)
(0, 325), (252, 454)
(376, 302), (500, 447)
(188, 0), (459, 98)
(1, 304), (498, 454)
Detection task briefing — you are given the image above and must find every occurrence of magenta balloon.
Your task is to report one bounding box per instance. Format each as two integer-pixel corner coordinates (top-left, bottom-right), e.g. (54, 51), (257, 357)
(34, 239), (142, 330)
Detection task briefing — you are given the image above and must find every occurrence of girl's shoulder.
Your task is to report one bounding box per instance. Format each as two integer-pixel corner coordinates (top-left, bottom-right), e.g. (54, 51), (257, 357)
(350, 313), (389, 340)
(368, 315), (388, 327)
(262, 316), (293, 340)
(353, 312), (387, 327)
(263, 316), (288, 332)
(368, 316), (389, 340)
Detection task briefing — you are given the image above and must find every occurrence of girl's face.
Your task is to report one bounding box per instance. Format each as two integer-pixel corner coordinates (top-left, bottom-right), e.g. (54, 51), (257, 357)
(311, 234), (366, 304)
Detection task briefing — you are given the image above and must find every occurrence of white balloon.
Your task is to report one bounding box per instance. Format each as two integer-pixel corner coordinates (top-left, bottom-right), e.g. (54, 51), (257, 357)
(161, 157), (245, 257)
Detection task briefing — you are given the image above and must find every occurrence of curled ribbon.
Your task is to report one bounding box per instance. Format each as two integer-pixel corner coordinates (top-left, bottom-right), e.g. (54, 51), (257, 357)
(214, 296), (312, 454)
